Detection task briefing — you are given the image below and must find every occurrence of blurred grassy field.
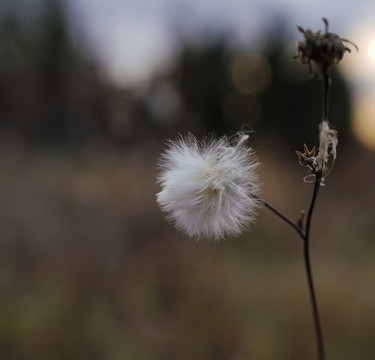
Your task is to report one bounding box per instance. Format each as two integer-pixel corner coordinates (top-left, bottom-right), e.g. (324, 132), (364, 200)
(0, 139), (374, 360)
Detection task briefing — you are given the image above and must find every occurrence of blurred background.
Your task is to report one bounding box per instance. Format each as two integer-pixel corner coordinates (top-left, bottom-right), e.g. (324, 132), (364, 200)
(1, 0), (375, 359)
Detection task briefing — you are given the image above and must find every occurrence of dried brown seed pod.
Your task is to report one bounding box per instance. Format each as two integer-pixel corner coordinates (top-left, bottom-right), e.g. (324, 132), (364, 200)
(294, 18), (358, 76)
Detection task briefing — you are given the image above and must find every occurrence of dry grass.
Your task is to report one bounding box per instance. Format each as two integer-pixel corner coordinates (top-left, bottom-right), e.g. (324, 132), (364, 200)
(0, 140), (374, 359)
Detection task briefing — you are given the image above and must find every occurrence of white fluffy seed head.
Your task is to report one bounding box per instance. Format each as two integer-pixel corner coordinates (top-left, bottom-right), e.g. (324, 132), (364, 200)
(156, 133), (261, 241)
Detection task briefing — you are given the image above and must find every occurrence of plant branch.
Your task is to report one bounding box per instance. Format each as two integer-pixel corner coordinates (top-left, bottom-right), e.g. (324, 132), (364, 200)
(253, 195), (304, 238)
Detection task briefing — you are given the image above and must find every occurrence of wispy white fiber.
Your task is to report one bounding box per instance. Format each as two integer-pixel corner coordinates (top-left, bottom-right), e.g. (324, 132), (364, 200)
(316, 120), (338, 173)
(156, 133), (261, 241)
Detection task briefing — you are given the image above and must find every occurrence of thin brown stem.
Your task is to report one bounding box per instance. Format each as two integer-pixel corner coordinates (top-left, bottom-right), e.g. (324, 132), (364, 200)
(303, 171), (325, 360)
(305, 171), (322, 239)
(300, 65), (331, 360)
(253, 195), (304, 238)
(256, 65), (330, 360)
(256, 175), (325, 360)
(301, 66), (331, 360)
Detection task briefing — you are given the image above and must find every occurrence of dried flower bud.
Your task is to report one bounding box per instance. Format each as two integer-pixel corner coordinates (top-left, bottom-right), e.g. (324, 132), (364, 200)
(295, 144), (317, 172)
(296, 121), (338, 184)
(294, 18), (358, 76)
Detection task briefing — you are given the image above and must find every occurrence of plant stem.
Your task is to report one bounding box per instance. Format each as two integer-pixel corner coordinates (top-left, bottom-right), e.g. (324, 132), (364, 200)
(303, 170), (325, 360)
(257, 173), (325, 360)
(305, 172), (322, 239)
(302, 65), (331, 360)
(302, 64), (330, 360)
(256, 63), (331, 360)
(253, 195), (304, 238)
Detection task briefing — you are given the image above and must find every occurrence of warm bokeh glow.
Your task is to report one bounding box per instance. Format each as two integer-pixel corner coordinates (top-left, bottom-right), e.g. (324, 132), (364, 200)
(341, 26), (375, 149)
(352, 93), (375, 150)
(368, 38), (375, 65)
(341, 27), (374, 83)
(231, 54), (272, 95)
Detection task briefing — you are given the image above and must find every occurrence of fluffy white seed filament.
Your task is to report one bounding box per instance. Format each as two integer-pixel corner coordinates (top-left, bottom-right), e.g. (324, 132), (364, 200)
(156, 134), (261, 241)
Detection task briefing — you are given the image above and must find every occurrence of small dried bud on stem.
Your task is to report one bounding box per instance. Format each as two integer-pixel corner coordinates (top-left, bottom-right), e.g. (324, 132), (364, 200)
(296, 120), (338, 184)
(294, 17), (358, 78)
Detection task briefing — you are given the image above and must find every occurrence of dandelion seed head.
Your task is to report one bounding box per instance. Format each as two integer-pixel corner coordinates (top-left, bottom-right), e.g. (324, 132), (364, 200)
(156, 133), (261, 241)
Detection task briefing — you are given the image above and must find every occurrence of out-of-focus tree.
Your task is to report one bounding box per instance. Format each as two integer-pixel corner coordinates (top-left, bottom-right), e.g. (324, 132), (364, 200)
(0, 0), (111, 148)
(0, 2), (353, 150)
(258, 31), (352, 150)
(138, 25), (352, 149)
(177, 38), (234, 135)
(135, 37), (237, 139)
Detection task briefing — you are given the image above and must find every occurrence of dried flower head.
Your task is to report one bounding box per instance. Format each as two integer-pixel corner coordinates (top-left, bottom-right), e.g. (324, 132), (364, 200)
(294, 17), (358, 76)
(296, 120), (338, 184)
(156, 133), (261, 241)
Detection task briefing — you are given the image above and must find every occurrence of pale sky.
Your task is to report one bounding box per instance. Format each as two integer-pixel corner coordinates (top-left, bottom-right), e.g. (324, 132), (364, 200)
(66, 0), (375, 85)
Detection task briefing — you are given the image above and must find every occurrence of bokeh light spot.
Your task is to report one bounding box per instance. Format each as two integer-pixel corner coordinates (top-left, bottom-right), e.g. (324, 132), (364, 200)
(352, 94), (375, 150)
(222, 92), (260, 126)
(231, 54), (272, 95)
(368, 38), (375, 65)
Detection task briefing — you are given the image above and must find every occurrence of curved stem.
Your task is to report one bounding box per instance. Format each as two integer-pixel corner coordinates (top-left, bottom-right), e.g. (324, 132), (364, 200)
(255, 176), (325, 360)
(303, 171), (325, 360)
(253, 195), (304, 238)
(255, 65), (330, 360)
(305, 171), (322, 240)
(301, 65), (330, 360)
